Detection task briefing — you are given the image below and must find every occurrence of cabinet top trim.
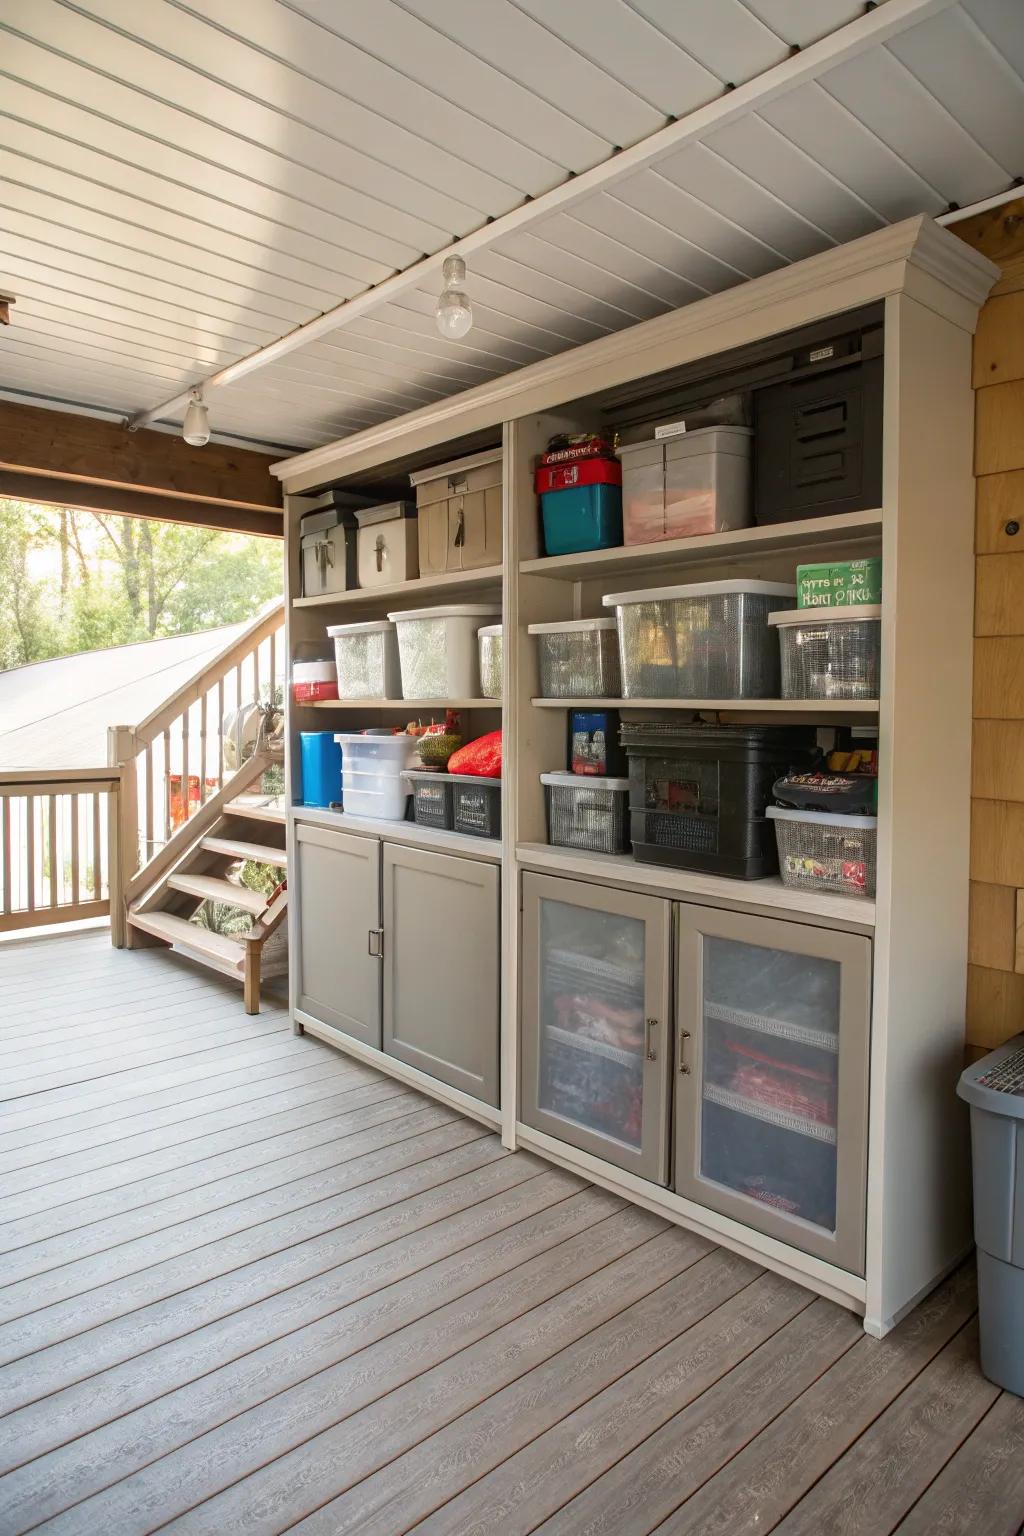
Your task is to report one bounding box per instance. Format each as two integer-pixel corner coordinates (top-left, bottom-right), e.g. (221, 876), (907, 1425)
(275, 217), (996, 494)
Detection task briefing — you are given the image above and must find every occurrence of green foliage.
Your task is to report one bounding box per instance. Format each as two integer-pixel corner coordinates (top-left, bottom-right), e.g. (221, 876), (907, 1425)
(0, 499), (282, 668)
(239, 859), (281, 897)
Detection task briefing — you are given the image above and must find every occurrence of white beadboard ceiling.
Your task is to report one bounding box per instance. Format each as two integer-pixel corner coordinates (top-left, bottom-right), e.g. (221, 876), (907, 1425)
(0, 0), (1021, 454)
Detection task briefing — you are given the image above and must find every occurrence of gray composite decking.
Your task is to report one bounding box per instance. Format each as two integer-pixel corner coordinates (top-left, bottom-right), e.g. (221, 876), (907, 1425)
(0, 929), (1021, 1535)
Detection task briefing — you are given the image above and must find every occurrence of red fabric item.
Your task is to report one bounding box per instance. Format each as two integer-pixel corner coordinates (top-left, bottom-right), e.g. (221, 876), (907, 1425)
(535, 457), (622, 495)
(447, 729), (502, 778)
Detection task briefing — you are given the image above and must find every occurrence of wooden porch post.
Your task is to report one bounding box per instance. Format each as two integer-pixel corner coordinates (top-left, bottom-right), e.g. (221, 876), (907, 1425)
(107, 725), (139, 949)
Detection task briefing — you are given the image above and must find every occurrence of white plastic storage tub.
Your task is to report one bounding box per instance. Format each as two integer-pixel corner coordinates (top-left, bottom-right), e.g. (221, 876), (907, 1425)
(542, 771), (630, 854)
(334, 732), (419, 820)
(327, 620), (402, 700)
(528, 619), (621, 698)
(478, 625), (503, 700)
(768, 806), (877, 898)
(603, 581), (795, 700)
(618, 425), (753, 545)
(388, 604), (501, 698)
(292, 660), (338, 704)
(769, 605), (882, 700)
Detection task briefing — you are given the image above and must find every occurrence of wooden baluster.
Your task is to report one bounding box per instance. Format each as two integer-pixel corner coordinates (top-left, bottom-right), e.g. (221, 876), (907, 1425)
(217, 677), (225, 792)
(145, 745), (154, 861)
(25, 794), (35, 915)
(70, 794), (80, 907)
(48, 795), (58, 908)
(163, 727), (171, 845)
(199, 692), (209, 806)
(269, 630), (277, 705)
(253, 642), (261, 706)
(181, 705), (191, 828)
(1, 796), (11, 920)
(93, 791), (102, 900)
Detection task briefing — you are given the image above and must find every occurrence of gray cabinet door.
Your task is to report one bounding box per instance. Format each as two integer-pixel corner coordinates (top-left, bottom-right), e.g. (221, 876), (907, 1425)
(382, 844), (500, 1106)
(294, 822), (381, 1048)
(674, 904), (871, 1275)
(520, 872), (673, 1185)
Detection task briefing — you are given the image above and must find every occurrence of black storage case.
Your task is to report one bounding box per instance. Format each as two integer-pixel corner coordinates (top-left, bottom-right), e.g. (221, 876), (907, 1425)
(754, 325), (883, 524)
(622, 722), (817, 880)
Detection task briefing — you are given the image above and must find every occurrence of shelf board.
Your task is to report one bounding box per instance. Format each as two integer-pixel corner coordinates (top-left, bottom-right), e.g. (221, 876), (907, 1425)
(703, 1083), (837, 1145)
(704, 1000), (839, 1054)
(531, 697), (879, 717)
(290, 803), (501, 861)
(546, 1024), (639, 1069)
(519, 510), (883, 581)
(516, 842), (875, 929)
(307, 697), (498, 710)
(293, 565), (502, 609)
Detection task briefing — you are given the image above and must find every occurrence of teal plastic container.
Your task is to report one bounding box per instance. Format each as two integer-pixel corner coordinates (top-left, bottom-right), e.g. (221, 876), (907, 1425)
(541, 484), (623, 556)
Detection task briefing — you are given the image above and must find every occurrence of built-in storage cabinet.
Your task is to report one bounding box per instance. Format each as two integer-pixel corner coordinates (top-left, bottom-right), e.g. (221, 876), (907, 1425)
(383, 844), (500, 1106)
(520, 873), (672, 1184)
(675, 905), (871, 1273)
(293, 823), (381, 1048)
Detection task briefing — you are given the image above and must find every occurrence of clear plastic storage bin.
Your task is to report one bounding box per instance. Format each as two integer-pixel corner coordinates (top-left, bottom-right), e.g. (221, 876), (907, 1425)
(768, 807), (877, 897)
(604, 581), (794, 699)
(769, 606), (882, 700)
(327, 620), (402, 700)
(529, 619), (622, 698)
(388, 603), (500, 699)
(618, 425), (753, 545)
(542, 772), (630, 854)
(334, 732), (420, 821)
(478, 625), (503, 699)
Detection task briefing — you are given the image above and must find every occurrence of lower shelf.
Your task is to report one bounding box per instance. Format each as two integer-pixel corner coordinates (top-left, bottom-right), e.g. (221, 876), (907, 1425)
(703, 1082), (838, 1144)
(516, 842), (875, 928)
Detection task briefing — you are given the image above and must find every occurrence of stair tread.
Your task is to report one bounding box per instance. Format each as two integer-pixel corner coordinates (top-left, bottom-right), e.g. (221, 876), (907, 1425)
(202, 836), (287, 867)
(128, 910), (247, 968)
(168, 873), (269, 915)
(229, 796), (287, 825)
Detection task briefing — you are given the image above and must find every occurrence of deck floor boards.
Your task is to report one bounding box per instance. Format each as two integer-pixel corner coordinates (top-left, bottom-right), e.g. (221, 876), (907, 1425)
(0, 930), (1018, 1535)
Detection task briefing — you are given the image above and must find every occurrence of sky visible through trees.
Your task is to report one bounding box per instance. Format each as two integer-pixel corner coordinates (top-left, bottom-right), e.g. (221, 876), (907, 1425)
(0, 499), (283, 670)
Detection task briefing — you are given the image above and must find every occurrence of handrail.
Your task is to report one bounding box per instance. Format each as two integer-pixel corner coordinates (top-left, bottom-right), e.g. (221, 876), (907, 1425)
(134, 601), (284, 747)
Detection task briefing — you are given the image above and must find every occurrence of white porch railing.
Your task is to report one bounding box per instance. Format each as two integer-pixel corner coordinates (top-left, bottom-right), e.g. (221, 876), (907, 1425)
(0, 768), (120, 933)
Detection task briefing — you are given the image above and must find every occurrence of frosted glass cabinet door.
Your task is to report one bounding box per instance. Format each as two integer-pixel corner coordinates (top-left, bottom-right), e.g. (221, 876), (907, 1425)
(294, 823), (382, 1049)
(520, 873), (672, 1184)
(675, 905), (871, 1274)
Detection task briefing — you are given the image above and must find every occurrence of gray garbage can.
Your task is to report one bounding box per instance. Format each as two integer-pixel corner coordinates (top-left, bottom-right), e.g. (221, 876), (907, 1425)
(957, 1032), (1024, 1396)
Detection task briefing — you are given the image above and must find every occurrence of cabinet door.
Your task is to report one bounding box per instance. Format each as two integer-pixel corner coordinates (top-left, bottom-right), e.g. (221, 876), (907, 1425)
(294, 823), (381, 1048)
(382, 844), (500, 1106)
(675, 905), (871, 1274)
(520, 873), (672, 1184)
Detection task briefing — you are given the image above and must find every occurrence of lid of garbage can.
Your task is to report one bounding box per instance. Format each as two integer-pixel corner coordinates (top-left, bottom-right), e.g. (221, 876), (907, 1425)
(957, 1032), (1024, 1116)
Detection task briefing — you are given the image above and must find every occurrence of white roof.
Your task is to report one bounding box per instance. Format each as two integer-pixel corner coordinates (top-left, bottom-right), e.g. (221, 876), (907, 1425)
(0, 624), (248, 770)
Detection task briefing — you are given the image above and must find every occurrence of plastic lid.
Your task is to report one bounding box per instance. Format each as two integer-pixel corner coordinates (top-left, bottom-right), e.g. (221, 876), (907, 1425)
(332, 732), (419, 747)
(388, 603), (501, 622)
(293, 660), (336, 679)
(528, 618), (617, 634)
(769, 604), (882, 626)
(326, 619), (396, 636)
(767, 806), (878, 829)
(408, 448), (502, 486)
(617, 424), (754, 451)
(603, 580), (795, 606)
(477, 624), (503, 637)
(541, 771), (629, 790)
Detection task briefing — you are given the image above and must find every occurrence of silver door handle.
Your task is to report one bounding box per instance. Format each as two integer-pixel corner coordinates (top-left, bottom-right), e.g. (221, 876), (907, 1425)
(368, 928), (384, 959)
(645, 1018), (658, 1062)
(679, 1028), (691, 1074)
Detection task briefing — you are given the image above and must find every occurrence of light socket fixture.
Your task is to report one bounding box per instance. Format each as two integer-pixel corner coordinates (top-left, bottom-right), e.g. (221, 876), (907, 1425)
(182, 387), (210, 447)
(435, 255), (473, 339)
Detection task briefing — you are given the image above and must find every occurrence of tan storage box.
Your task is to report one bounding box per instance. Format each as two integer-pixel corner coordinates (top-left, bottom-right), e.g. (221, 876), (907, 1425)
(410, 450), (502, 575)
(354, 501), (418, 588)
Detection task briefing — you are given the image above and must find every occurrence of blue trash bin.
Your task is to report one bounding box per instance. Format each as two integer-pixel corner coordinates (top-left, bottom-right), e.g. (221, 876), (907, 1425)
(299, 732), (342, 808)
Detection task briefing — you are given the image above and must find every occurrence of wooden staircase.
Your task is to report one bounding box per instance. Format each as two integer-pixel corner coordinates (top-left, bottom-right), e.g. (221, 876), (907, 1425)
(126, 770), (288, 1013)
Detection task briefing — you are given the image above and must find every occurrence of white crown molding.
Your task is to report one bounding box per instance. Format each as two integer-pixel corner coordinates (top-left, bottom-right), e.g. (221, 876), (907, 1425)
(275, 217), (998, 493)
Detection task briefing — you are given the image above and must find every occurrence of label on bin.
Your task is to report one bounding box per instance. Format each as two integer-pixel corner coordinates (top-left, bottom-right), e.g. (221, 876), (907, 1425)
(654, 419), (687, 440)
(977, 1048), (1024, 1094)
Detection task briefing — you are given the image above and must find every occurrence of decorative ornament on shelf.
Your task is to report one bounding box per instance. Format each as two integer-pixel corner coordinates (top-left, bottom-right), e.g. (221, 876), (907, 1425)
(435, 255), (473, 340)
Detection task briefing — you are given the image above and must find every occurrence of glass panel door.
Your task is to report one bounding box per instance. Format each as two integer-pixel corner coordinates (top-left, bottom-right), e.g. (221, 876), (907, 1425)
(676, 906), (871, 1273)
(520, 873), (672, 1184)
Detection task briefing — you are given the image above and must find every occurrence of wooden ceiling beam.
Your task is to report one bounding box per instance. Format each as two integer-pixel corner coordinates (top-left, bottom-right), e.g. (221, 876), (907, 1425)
(0, 470), (281, 538)
(0, 398), (282, 511)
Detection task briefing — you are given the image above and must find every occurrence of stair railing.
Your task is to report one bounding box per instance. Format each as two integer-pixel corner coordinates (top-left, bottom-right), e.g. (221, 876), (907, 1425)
(107, 602), (285, 946)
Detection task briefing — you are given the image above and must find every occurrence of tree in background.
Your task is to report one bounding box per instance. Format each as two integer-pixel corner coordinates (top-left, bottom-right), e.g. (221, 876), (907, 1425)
(0, 500), (282, 668)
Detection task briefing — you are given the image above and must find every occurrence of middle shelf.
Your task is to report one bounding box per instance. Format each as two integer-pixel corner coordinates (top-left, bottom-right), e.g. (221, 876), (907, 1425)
(531, 697), (879, 717)
(307, 698), (498, 710)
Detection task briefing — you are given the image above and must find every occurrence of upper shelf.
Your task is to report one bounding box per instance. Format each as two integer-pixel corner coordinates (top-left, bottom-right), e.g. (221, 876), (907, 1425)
(531, 697), (879, 718)
(307, 698), (498, 710)
(519, 510), (883, 582)
(293, 564), (503, 610)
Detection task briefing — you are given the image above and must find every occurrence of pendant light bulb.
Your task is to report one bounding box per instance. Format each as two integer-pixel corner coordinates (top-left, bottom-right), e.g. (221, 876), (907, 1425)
(435, 254), (473, 339)
(182, 388), (210, 447)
